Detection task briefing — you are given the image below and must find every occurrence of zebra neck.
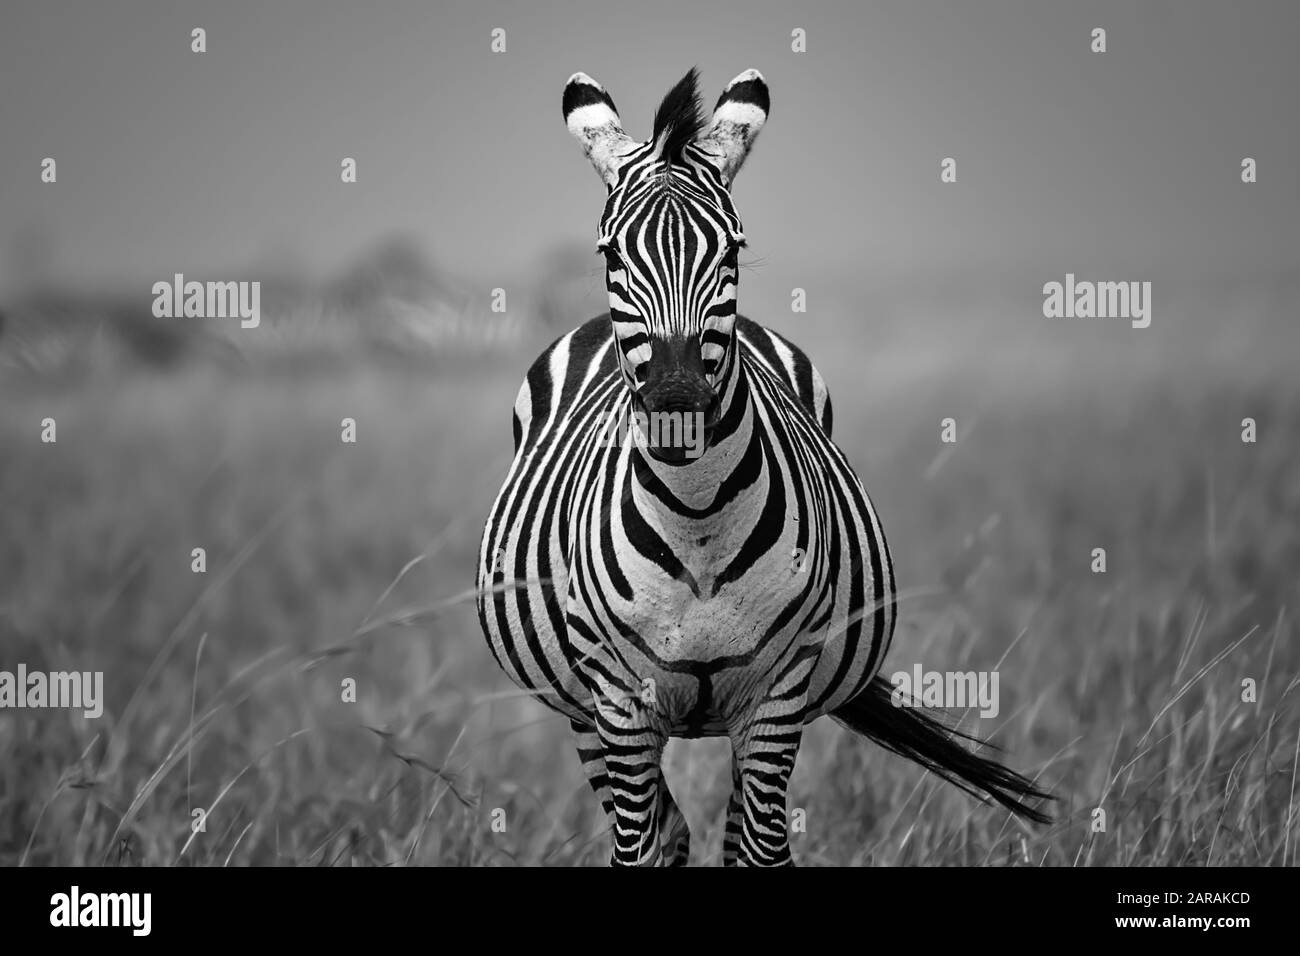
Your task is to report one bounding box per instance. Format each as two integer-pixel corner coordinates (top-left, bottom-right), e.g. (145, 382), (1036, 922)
(628, 366), (760, 521)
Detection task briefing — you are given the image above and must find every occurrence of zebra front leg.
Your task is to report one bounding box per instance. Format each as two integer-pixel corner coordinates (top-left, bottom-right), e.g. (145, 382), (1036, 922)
(728, 650), (815, 866)
(593, 687), (668, 866)
(575, 716), (692, 863)
(571, 718), (615, 824)
(722, 757), (744, 866)
(730, 719), (803, 866)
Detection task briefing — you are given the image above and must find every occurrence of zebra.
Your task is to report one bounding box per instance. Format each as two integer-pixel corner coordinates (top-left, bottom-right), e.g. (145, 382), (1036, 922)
(477, 68), (1051, 866)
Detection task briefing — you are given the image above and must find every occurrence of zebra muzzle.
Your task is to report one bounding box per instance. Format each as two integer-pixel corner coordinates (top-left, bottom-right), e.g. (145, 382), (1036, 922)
(631, 384), (719, 464)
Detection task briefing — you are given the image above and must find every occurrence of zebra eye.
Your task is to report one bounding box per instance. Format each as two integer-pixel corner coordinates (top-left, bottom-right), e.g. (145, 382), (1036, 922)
(598, 243), (623, 269)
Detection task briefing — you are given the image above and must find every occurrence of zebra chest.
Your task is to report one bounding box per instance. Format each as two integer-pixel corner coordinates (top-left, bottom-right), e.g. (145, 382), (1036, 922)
(602, 523), (813, 664)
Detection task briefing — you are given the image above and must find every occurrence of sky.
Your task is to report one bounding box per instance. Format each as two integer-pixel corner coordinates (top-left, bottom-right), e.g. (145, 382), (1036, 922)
(1, 0), (1297, 298)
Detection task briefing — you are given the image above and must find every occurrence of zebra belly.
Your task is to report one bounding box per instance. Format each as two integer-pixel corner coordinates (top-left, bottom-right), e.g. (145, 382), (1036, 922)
(616, 563), (805, 665)
(570, 543), (820, 734)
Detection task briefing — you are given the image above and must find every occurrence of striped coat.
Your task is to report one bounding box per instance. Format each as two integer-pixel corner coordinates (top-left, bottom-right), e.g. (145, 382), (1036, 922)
(479, 311), (894, 734)
(476, 68), (1049, 866)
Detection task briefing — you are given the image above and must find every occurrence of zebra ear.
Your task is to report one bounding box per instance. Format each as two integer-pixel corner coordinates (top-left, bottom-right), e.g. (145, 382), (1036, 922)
(696, 69), (769, 184)
(564, 73), (637, 188)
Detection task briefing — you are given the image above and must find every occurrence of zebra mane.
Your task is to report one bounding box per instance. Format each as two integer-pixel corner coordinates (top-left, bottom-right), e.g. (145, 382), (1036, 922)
(651, 68), (705, 165)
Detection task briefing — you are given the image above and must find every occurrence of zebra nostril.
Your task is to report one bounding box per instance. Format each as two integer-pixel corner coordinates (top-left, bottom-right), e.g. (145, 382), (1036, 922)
(704, 394), (720, 427)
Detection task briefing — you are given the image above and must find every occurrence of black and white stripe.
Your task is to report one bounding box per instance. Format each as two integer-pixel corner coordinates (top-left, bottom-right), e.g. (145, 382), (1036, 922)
(477, 69), (1050, 866)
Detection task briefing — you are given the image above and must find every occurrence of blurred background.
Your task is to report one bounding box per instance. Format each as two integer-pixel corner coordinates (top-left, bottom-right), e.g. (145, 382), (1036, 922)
(1, 0), (1297, 866)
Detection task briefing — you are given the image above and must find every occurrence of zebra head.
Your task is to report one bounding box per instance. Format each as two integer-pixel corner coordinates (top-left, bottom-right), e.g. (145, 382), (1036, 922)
(564, 68), (769, 463)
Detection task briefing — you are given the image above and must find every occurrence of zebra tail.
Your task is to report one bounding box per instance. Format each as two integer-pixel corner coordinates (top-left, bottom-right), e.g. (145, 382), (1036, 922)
(831, 676), (1054, 825)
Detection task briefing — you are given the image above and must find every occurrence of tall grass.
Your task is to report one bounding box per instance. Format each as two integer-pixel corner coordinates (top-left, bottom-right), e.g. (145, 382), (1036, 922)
(1, 286), (1297, 865)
